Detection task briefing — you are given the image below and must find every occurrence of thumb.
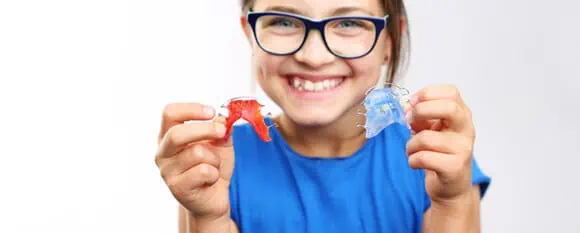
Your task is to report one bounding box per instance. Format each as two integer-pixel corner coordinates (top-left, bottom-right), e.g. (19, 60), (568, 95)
(209, 116), (235, 181)
(405, 105), (443, 133)
(210, 116), (233, 148)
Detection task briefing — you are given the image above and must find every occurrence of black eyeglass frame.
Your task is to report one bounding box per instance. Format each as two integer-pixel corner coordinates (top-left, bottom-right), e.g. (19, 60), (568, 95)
(246, 8), (390, 59)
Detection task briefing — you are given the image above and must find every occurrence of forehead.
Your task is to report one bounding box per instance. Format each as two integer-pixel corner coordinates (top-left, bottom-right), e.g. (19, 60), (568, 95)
(252, 0), (384, 18)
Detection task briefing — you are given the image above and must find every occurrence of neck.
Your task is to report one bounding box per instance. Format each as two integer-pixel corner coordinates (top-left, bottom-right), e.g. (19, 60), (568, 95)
(272, 106), (368, 158)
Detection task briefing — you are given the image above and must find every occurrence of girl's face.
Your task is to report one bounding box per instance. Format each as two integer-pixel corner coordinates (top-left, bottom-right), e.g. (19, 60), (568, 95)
(242, 0), (391, 127)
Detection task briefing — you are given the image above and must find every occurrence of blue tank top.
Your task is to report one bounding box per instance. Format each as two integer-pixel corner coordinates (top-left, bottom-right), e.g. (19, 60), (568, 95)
(229, 117), (491, 233)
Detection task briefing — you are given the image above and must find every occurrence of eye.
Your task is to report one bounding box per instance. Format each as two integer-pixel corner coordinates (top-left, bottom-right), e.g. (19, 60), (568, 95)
(337, 19), (362, 28)
(269, 18), (295, 27)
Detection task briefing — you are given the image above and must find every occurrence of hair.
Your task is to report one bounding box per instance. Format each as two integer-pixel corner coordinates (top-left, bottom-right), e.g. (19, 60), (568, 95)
(240, 0), (410, 85)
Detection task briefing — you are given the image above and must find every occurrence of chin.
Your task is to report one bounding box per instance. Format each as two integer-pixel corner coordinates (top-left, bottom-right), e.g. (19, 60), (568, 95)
(284, 108), (342, 127)
(281, 101), (362, 129)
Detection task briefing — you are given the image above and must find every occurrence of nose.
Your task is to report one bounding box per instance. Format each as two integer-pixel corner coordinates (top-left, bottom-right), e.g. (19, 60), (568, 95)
(294, 30), (335, 68)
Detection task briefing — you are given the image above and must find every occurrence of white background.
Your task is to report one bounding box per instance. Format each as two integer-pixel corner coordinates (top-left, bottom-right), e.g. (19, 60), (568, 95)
(0, 0), (579, 232)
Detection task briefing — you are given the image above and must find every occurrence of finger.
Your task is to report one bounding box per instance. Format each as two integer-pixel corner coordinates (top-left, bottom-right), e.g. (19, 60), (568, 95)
(407, 150), (454, 174)
(408, 118), (442, 133)
(402, 100), (412, 113)
(187, 163), (220, 189)
(160, 144), (221, 179)
(410, 84), (465, 107)
(407, 99), (468, 132)
(408, 151), (452, 176)
(158, 121), (226, 158)
(408, 151), (470, 180)
(166, 163), (220, 196)
(210, 116), (233, 147)
(213, 116), (226, 125)
(159, 103), (216, 143)
(406, 130), (470, 156)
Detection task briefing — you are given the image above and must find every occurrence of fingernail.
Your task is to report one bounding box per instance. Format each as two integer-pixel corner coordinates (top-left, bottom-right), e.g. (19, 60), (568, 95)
(203, 105), (215, 118)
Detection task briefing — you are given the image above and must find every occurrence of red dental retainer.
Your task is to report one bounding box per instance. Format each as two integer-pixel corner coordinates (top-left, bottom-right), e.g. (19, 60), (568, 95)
(220, 96), (275, 142)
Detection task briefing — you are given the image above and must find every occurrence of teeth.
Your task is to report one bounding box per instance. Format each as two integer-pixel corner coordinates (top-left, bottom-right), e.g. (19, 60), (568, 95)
(290, 76), (343, 92)
(323, 80), (330, 89)
(313, 82), (324, 91)
(293, 79), (300, 88)
(304, 80), (314, 91)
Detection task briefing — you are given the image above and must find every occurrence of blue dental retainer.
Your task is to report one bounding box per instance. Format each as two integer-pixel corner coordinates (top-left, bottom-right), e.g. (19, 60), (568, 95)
(357, 83), (411, 138)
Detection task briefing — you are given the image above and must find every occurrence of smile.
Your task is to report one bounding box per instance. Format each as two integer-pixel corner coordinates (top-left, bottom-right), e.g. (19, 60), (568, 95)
(288, 76), (345, 92)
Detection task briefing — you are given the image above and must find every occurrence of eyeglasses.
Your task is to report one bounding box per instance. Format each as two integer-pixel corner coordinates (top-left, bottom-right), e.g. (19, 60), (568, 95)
(246, 9), (389, 59)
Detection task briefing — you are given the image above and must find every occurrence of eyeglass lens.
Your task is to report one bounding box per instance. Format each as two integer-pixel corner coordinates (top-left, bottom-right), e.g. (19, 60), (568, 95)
(254, 15), (377, 57)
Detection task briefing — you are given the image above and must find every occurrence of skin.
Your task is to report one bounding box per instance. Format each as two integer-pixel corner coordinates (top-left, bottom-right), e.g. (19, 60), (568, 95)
(248, 0), (390, 158)
(154, 0), (483, 232)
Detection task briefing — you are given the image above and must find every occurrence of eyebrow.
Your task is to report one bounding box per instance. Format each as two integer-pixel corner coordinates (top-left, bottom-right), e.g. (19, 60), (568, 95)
(263, 5), (376, 17)
(263, 6), (302, 15)
(332, 6), (376, 16)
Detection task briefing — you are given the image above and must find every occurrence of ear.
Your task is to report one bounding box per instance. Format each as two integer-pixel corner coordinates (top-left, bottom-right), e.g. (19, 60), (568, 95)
(240, 16), (254, 46)
(383, 34), (392, 64)
(383, 15), (408, 64)
(383, 40), (392, 65)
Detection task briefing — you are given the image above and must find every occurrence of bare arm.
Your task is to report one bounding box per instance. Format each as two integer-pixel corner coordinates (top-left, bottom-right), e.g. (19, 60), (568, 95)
(422, 185), (482, 233)
(178, 205), (240, 233)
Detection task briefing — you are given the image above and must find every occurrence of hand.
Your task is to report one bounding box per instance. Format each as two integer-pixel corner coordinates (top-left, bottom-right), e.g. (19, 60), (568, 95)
(404, 84), (475, 203)
(155, 103), (235, 223)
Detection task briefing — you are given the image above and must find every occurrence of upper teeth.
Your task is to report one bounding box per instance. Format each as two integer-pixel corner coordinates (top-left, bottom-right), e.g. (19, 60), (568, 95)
(291, 77), (343, 92)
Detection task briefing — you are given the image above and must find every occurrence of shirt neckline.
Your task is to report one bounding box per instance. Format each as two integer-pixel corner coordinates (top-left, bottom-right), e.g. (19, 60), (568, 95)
(264, 117), (376, 164)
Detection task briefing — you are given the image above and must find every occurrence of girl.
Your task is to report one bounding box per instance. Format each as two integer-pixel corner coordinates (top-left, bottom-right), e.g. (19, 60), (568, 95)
(155, 0), (491, 232)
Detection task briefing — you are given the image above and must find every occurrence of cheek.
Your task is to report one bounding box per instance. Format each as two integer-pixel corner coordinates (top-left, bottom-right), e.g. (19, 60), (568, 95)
(346, 38), (389, 87)
(252, 52), (288, 96)
(253, 53), (284, 80)
(347, 57), (383, 85)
